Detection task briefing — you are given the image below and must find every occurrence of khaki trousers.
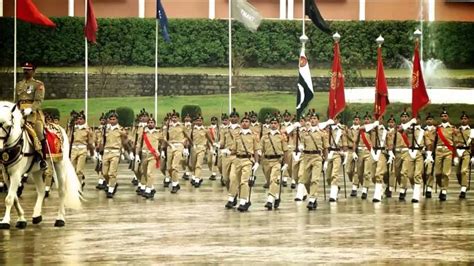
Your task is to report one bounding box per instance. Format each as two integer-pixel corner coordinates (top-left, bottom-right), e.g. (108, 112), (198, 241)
(266, 159), (282, 197)
(435, 147), (452, 189)
(141, 152), (158, 187)
(230, 158), (252, 200)
(206, 150), (219, 175)
(327, 153), (342, 186)
(71, 147), (87, 184)
(370, 151), (388, 184)
(356, 150), (371, 187)
(346, 151), (357, 185)
(401, 151), (424, 189)
(300, 154), (323, 198)
(456, 151), (471, 187)
(167, 146), (184, 183)
(102, 151), (120, 186)
(191, 148), (206, 178)
(221, 154), (236, 187)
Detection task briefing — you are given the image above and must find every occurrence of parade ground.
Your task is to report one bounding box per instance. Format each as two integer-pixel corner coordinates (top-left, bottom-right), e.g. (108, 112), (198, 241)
(0, 162), (472, 264)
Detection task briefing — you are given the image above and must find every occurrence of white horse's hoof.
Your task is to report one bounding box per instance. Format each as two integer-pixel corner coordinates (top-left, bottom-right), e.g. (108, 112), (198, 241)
(32, 216), (43, 224)
(15, 221), (27, 229)
(0, 223), (10, 229)
(54, 220), (65, 227)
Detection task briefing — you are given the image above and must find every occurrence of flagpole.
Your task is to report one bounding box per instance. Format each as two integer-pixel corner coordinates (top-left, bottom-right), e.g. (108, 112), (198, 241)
(302, 0), (305, 38)
(13, 0), (17, 101)
(155, 19), (158, 119)
(85, 0), (88, 123)
(228, 0), (232, 114)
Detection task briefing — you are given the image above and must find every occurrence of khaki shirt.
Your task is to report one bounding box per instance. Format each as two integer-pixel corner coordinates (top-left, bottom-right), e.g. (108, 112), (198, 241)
(346, 126), (360, 150)
(302, 127), (328, 151)
(436, 123), (455, 147)
(328, 124), (347, 149)
(221, 124), (240, 149)
(190, 126), (208, 151)
(424, 125), (436, 149)
(165, 122), (187, 147)
(233, 130), (260, 156)
(356, 128), (372, 149)
(16, 78), (44, 112)
(260, 131), (288, 156)
(72, 125), (94, 147)
(137, 128), (163, 154)
(104, 124), (127, 150)
(456, 126), (471, 148)
(249, 122), (261, 137)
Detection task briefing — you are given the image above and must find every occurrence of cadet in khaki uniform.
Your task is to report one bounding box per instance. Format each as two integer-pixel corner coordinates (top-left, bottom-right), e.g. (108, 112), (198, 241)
(347, 113), (361, 196)
(131, 110), (150, 188)
(389, 111), (411, 198)
(261, 116), (288, 210)
(15, 62), (47, 169)
(324, 116), (347, 202)
(70, 111), (94, 189)
(207, 117), (220, 181)
(160, 115), (172, 187)
(422, 113), (436, 198)
(101, 111), (130, 198)
(189, 115), (211, 188)
(181, 114), (193, 180)
(367, 116), (389, 202)
(227, 115), (260, 212)
(216, 114), (230, 186)
(433, 109), (456, 201)
(95, 114), (108, 189)
(220, 110), (240, 192)
(353, 113), (373, 200)
(162, 111), (189, 194)
(280, 110), (293, 187)
(455, 112), (473, 199)
(249, 112), (261, 137)
(135, 117), (163, 199)
(298, 112), (328, 210)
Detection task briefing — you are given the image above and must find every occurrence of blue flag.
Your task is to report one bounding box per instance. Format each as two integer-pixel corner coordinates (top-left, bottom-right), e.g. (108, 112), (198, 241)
(157, 0), (171, 42)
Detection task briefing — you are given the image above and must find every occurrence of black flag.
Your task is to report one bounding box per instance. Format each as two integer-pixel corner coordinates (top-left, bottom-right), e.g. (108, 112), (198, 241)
(305, 0), (331, 34)
(296, 49), (314, 119)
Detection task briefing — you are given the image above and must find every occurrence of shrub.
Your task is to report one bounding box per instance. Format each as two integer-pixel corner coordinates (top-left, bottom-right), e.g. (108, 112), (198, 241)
(116, 107), (134, 127)
(258, 107), (280, 123)
(181, 105), (202, 121)
(43, 107), (60, 119)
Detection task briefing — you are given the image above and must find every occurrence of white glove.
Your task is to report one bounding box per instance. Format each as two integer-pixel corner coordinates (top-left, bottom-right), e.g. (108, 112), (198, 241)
(327, 151), (334, 160)
(221, 148), (231, 156)
(93, 151), (99, 161)
(424, 151), (434, 165)
(129, 152), (135, 161)
(23, 107), (32, 116)
(323, 161), (328, 172)
(293, 122), (301, 128)
(327, 119), (335, 125)
(298, 144), (305, 151)
(342, 152), (348, 165)
(409, 118), (417, 125)
(212, 149), (217, 156)
(135, 156), (141, 164)
(453, 157), (459, 166)
(471, 157), (474, 165)
(456, 149), (464, 158)
(160, 150), (166, 159)
(352, 152), (359, 161)
(370, 149), (380, 162)
(252, 162), (259, 175)
(292, 152), (301, 162)
(257, 150), (262, 156)
(281, 164), (288, 172)
(387, 150), (395, 165)
(373, 120), (380, 126)
(408, 149), (418, 160)
(213, 142), (220, 149)
(183, 148), (190, 157)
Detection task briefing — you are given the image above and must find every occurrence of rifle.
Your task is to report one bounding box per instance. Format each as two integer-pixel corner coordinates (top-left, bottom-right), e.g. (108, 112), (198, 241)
(95, 124), (106, 173)
(214, 123), (220, 166)
(129, 123), (139, 170)
(162, 118), (171, 173)
(392, 127), (399, 192)
(68, 117), (76, 158)
(431, 129), (439, 193)
(187, 123), (194, 169)
(138, 130), (145, 170)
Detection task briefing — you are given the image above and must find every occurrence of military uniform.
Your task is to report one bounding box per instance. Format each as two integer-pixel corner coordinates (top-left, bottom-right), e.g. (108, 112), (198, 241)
(136, 125), (163, 198)
(325, 123), (347, 201)
(189, 123), (209, 187)
(95, 120), (108, 189)
(280, 119), (293, 186)
(434, 121), (456, 201)
(206, 122), (220, 180)
(423, 122), (436, 197)
(369, 122), (390, 202)
(181, 120), (193, 179)
(131, 122), (147, 193)
(455, 112), (473, 199)
(163, 118), (188, 193)
(70, 121), (94, 188)
(355, 124), (373, 199)
(261, 128), (288, 210)
(346, 124), (360, 195)
(220, 122), (240, 189)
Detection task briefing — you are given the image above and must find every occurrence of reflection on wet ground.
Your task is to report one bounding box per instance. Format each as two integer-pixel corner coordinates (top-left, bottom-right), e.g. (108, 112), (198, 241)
(0, 163), (473, 264)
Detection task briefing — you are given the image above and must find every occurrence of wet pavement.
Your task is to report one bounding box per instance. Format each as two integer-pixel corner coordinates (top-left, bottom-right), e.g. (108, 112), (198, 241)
(0, 162), (473, 264)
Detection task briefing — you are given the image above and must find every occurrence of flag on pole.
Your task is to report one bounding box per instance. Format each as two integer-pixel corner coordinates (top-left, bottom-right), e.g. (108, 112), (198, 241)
(157, 0), (171, 42)
(17, 0), (56, 27)
(305, 0), (331, 35)
(84, 0), (98, 43)
(328, 41), (345, 119)
(374, 46), (389, 119)
(231, 0), (262, 32)
(411, 40), (430, 118)
(296, 48), (314, 118)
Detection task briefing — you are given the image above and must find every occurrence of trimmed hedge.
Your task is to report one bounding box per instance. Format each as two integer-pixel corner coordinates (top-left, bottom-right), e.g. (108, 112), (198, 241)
(181, 105), (202, 121)
(116, 107), (134, 127)
(0, 18), (472, 68)
(258, 107), (280, 123)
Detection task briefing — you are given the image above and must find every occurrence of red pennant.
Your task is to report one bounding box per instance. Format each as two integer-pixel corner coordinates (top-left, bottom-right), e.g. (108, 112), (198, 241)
(84, 0), (98, 43)
(328, 42), (346, 119)
(17, 0), (56, 27)
(374, 46), (389, 120)
(411, 41), (430, 118)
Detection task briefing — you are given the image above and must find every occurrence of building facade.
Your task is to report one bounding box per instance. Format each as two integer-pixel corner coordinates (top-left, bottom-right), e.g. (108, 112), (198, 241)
(1, 0), (473, 21)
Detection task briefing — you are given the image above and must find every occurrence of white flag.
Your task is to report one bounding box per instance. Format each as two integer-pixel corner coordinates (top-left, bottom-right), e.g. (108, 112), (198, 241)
(231, 0), (262, 32)
(296, 48), (314, 118)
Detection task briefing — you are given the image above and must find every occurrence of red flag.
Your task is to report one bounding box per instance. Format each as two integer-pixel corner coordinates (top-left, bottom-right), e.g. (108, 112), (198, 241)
(17, 0), (56, 27)
(411, 41), (429, 118)
(328, 42), (346, 119)
(84, 0), (98, 43)
(374, 46), (389, 119)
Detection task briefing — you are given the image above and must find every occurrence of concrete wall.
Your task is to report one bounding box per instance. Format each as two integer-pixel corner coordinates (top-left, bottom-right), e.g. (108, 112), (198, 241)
(1, 72), (472, 101)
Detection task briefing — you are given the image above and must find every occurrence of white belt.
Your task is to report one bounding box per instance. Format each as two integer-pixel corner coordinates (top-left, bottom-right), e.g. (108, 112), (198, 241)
(395, 148), (409, 152)
(72, 144), (87, 149)
(104, 149), (121, 154)
(357, 147), (369, 151)
(437, 146), (449, 150)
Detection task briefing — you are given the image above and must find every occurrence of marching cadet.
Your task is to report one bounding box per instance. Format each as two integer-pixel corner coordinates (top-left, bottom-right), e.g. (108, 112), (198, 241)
(70, 111), (95, 189)
(226, 114), (260, 212)
(220, 109), (240, 192)
(135, 116), (163, 199)
(189, 115), (211, 187)
(95, 113), (108, 190)
(347, 113), (361, 197)
(290, 116), (308, 190)
(280, 110), (293, 187)
(131, 109), (150, 187)
(261, 113), (272, 188)
(207, 116), (220, 181)
(353, 112), (373, 200)
(15, 62), (47, 170)
(324, 115), (347, 202)
(368, 115), (389, 202)
(298, 111), (328, 210)
(216, 114), (230, 186)
(162, 110), (189, 194)
(181, 113), (193, 180)
(455, 112), (473, 199)
(161, 115), (172, 187)
(432, 108), (456, 201)
(249, 112), (261, 137)
(261, 116), (289, 210)
(100, 110), (131, 198)
(423, 113), (436, 198)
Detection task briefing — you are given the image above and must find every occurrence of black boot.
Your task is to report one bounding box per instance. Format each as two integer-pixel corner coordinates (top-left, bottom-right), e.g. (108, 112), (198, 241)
(425, 190), (432, 198)
(39, 140), (48, 171)
(274, 198), (281, 209)
(459, 191), (466, 199)
(385, 187), (392, 198)
(209, 175), (217, 181)
(350, 190), (357, 197)
(264, 202), (273, 210)
(171, 184), (181, 194)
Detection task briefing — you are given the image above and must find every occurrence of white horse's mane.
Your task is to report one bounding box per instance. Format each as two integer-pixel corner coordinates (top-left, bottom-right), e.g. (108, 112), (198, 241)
(0, 101), (22, 127)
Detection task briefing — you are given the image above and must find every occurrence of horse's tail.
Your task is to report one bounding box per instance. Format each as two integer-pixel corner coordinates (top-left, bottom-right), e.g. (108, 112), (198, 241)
(59, 126), (82, 210)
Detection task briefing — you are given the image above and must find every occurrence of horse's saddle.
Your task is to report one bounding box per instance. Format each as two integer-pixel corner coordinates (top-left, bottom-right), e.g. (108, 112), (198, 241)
(0, 142), (23, 166)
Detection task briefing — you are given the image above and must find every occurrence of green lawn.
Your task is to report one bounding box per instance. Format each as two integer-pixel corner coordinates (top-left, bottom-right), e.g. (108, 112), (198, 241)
(43, 92), (472, 127)
(9, 66), (474, 78)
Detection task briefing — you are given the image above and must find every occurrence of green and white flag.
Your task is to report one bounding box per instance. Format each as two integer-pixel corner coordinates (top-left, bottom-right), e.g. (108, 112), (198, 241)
(232, 0), (262, 32)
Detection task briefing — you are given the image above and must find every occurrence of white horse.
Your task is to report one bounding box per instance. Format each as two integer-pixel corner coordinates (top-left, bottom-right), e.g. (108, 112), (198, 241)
(0, 101), (81, 229)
